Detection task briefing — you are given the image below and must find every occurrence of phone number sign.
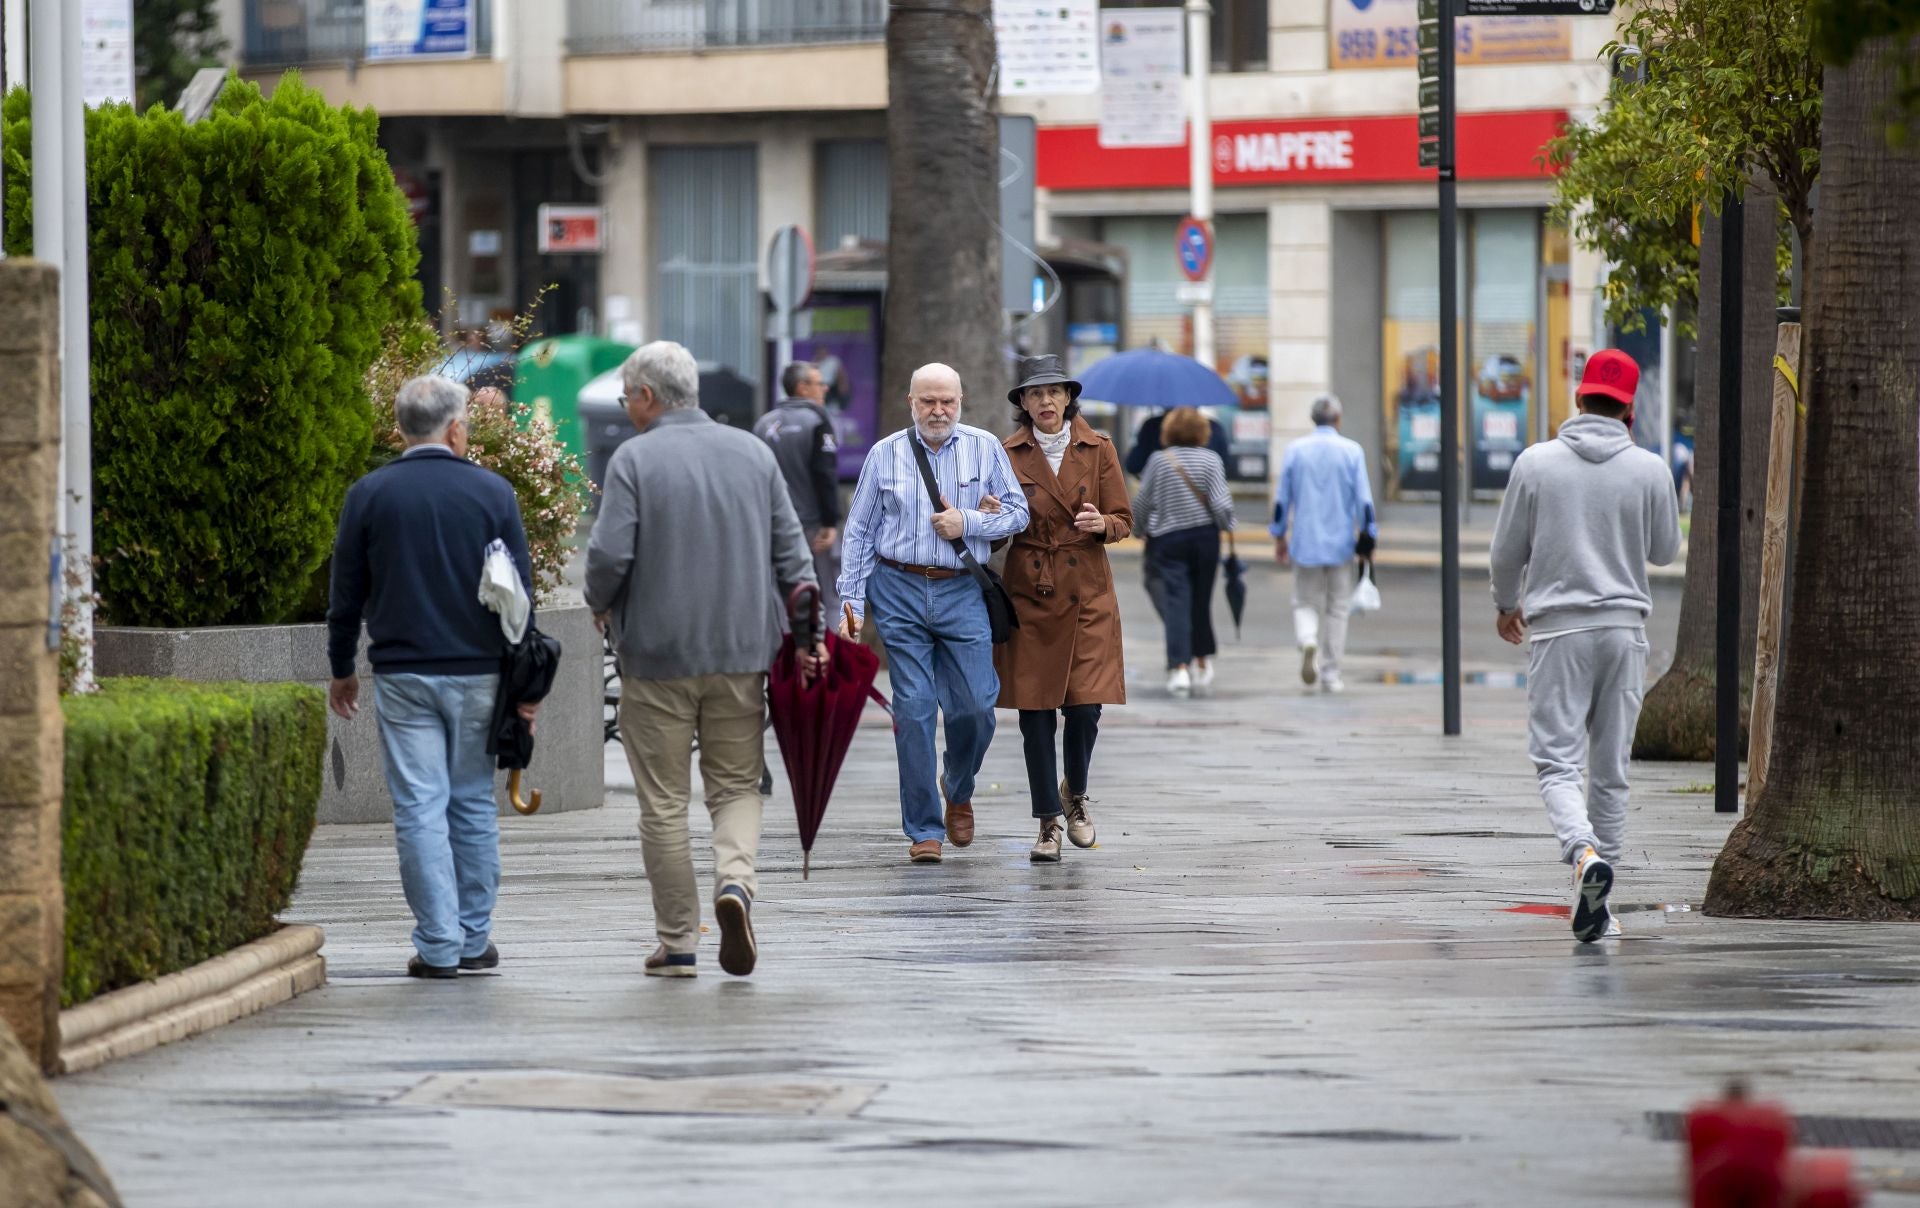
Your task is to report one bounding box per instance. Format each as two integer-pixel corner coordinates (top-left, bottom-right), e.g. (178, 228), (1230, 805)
(1330, 0), (1570, 69)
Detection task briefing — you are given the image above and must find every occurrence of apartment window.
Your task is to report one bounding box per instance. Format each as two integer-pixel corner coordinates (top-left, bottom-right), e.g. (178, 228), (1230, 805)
(1101, 0), (1268, 73)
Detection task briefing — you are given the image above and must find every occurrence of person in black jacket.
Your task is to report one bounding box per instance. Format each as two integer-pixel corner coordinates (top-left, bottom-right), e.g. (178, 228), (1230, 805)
(754, 361), (843, 617)
(327, 375), (538, 981)
(1123, 409), (1232, 477)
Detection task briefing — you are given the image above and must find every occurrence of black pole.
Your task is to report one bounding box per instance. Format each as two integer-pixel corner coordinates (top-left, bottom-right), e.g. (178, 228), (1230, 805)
(1715, 191), (1744, 814)
(1438, 0), (1461, 736)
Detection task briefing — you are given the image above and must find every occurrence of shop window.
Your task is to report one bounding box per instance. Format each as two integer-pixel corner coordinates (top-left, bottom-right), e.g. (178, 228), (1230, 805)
(1381, 209), (1546, 498)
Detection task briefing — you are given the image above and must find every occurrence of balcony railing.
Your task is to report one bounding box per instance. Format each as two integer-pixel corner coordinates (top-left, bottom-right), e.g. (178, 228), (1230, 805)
(567, 0), (886, 55)
(242, 0), (495, 68)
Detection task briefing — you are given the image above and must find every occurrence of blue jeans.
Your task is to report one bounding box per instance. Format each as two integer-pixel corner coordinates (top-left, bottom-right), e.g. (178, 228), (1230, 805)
(373, 673), (501, 967)
(868, 563), (999, 842)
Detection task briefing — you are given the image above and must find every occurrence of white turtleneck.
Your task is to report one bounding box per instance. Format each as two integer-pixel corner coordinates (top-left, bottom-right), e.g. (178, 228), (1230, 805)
(1035, 425), (1071, 474)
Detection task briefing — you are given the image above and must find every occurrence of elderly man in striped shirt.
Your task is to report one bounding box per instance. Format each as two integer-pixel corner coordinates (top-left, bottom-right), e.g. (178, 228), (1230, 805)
(837, 364), (1030, 863)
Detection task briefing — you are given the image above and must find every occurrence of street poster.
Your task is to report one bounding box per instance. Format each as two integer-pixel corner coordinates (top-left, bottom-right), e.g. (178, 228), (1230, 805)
(366, 0), (475, 61)
(793, 294), (882, 480)
(81, 0), (134, 107)
(1330, 0), (1571, 69)
(1098, 8), (1186, 149)
(995, 0), (1101, 95)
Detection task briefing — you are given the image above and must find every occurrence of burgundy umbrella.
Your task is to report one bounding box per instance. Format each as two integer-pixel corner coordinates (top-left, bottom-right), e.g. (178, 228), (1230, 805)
(768, 585), (890, 878)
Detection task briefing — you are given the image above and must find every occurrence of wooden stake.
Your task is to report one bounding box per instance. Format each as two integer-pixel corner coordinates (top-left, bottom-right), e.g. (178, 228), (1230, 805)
(1746, 322), (1803, 800)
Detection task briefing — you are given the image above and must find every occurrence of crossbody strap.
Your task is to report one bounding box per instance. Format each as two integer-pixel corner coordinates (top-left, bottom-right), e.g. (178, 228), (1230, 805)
(1166, 452), (1235, 556)
(908, 435), (994, 589)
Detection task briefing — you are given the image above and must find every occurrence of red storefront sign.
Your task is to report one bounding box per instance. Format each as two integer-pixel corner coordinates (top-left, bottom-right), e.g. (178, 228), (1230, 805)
(1036, 110), (1566, 191)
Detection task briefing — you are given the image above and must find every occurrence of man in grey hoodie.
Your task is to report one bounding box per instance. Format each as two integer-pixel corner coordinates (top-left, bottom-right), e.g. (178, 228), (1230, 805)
(1489, 349), (1682, 943)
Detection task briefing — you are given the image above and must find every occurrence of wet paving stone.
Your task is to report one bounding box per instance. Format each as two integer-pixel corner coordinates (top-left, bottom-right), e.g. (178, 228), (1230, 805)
(51, 620), (1920, 1207)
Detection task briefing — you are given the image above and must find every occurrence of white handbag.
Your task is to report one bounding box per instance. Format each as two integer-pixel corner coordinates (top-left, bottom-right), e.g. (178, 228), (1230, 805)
(1350, 559), (1383, 614)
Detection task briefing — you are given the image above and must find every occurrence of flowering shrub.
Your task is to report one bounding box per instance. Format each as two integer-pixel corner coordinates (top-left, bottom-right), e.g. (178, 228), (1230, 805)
(365, 313), (594, 602)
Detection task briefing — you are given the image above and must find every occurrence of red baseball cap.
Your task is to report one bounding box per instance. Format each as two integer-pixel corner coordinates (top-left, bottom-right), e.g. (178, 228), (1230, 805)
(1578, 348), (1640, 408)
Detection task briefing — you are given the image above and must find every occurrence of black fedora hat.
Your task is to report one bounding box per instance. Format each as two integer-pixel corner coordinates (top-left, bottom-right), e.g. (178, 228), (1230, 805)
(1007, 354), (1083, 406)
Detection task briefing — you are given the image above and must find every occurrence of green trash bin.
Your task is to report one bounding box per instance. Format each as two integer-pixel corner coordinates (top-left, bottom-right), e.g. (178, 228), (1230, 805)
(514, 335), (635, 463)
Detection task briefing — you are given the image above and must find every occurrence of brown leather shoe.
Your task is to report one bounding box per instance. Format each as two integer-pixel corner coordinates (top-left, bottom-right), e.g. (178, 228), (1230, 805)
(944, 799), (975, 847)
(909, 839), (943, 863)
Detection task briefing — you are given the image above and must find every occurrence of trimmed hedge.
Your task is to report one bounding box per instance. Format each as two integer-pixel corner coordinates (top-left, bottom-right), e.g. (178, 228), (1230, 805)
(60, 680), (325, 1006)
(2, 74), (422, 626)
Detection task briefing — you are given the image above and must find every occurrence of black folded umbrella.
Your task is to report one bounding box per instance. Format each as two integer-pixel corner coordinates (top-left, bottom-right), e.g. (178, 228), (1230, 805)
(1222, 534), (1248, 638)
(487, 624), (563, 814)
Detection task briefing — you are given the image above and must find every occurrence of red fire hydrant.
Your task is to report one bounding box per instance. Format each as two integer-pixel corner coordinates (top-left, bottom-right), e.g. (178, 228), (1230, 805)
(1686, 1082), (1865, 1207)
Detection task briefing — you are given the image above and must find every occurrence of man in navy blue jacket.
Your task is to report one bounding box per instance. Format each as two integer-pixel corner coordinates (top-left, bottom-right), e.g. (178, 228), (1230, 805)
(327, 376), (537, 980)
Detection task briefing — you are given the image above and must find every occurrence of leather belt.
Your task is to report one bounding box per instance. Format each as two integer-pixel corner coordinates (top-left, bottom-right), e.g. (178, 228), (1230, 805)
(880, 556), (964, 581)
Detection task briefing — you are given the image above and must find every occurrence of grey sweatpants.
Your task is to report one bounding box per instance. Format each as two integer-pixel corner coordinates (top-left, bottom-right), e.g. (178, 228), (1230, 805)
(1526, 626), (1649, 865)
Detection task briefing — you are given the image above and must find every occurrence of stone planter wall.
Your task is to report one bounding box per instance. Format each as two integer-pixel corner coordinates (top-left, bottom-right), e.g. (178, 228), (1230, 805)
(96, 605), (605, 824)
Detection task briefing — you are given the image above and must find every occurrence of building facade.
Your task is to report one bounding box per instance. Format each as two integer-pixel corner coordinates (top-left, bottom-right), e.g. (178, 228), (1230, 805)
(222, 0), (1640, 496)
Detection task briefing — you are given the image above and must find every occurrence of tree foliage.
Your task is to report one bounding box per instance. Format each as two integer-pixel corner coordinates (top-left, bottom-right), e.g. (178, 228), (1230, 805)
(133, 0), (227, 111)
(3, 74), (422, 626)
(1546, 0), (1821, 332)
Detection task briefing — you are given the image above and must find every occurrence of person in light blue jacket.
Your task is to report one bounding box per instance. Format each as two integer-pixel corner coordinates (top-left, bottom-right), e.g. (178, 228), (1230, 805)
(1272, 395), (1377, 693)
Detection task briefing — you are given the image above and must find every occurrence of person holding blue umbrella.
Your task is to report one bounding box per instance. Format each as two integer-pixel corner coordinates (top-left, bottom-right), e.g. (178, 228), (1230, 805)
(1082, 347), (1240, 621)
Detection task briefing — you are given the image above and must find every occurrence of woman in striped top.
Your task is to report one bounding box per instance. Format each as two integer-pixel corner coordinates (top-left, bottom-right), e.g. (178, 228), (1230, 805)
(1131, 407), (1238, 699)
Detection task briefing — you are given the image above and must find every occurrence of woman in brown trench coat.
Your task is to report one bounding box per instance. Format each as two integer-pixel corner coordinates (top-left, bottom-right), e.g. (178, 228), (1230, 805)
(992, 355), (1133, 864)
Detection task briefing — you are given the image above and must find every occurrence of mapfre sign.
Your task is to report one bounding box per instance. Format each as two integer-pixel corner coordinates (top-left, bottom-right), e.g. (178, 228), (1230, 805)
(1036, 110), (1566, 190)
(538, 204), (605, 254)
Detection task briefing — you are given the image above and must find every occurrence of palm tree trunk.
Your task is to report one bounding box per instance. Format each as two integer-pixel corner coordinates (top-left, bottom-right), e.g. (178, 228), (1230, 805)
(1633, 176), (1780, 760)
(1707, 37), (1920, 918)
(881, 0), (1005, 437)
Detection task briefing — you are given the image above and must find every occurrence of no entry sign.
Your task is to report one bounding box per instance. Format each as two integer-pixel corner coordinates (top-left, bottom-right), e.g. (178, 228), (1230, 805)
(1176, 216), (1213, 282)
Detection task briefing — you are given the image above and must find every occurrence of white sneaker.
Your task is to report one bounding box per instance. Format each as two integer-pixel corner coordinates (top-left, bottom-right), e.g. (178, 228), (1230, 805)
(1193, 659), (1215, 695)
(1167, 667), (1192, 698)
(1321, 674), (1345, 695)
(1300, 645), (1319, 686)
(1571, 846), (1615, 944)
(1604, 913), (1623, 938)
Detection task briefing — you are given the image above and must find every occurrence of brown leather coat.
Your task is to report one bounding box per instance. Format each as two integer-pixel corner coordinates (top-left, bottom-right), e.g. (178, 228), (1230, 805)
(993, 416), (1133, 710)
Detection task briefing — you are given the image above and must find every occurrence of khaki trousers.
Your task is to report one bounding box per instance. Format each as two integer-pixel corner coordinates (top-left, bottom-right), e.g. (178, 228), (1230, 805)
(618, 672), (766, 954)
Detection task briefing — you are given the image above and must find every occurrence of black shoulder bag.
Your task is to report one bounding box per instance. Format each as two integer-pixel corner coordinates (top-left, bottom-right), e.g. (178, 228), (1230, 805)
(909, 437), (1020, 645)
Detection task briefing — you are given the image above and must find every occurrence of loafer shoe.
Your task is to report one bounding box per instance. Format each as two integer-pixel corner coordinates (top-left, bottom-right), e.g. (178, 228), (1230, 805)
(458, 943), (499, 971)
(944, 798), (975, 847)
(714, 885), (757, 977)
(407, 955), (458, 980)
(645, 945), (698, 978)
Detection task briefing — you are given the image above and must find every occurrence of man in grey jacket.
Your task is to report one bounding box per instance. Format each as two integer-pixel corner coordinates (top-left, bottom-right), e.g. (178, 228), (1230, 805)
(1489, 349), (1681, 944)
(586, 341), (823, 979)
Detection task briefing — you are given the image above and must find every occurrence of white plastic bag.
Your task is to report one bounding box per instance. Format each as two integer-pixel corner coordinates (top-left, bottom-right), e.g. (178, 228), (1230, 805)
(477, 538), (530, 645)
(1350, 559), (1382, 614)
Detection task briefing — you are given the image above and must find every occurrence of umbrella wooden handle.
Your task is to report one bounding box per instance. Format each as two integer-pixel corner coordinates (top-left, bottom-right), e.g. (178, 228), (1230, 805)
(509, 769), (542, 816)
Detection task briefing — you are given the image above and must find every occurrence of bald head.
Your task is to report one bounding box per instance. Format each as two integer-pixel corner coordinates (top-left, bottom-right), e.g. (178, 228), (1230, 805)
(909, 362), (964, 448)
(910, 363), (962, 396)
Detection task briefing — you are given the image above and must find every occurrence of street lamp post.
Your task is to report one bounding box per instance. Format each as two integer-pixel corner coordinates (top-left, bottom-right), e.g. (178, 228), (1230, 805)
(1185, 0), (1213, 369)
(29, 0), (91, 686)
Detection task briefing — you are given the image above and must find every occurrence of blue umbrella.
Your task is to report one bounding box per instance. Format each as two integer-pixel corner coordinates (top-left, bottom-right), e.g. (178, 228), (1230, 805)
(1077, 348), (1240, 410)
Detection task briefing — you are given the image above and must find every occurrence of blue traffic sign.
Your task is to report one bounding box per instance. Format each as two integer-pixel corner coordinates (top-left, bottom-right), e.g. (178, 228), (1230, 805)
(1176, 216), (1213, 282)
